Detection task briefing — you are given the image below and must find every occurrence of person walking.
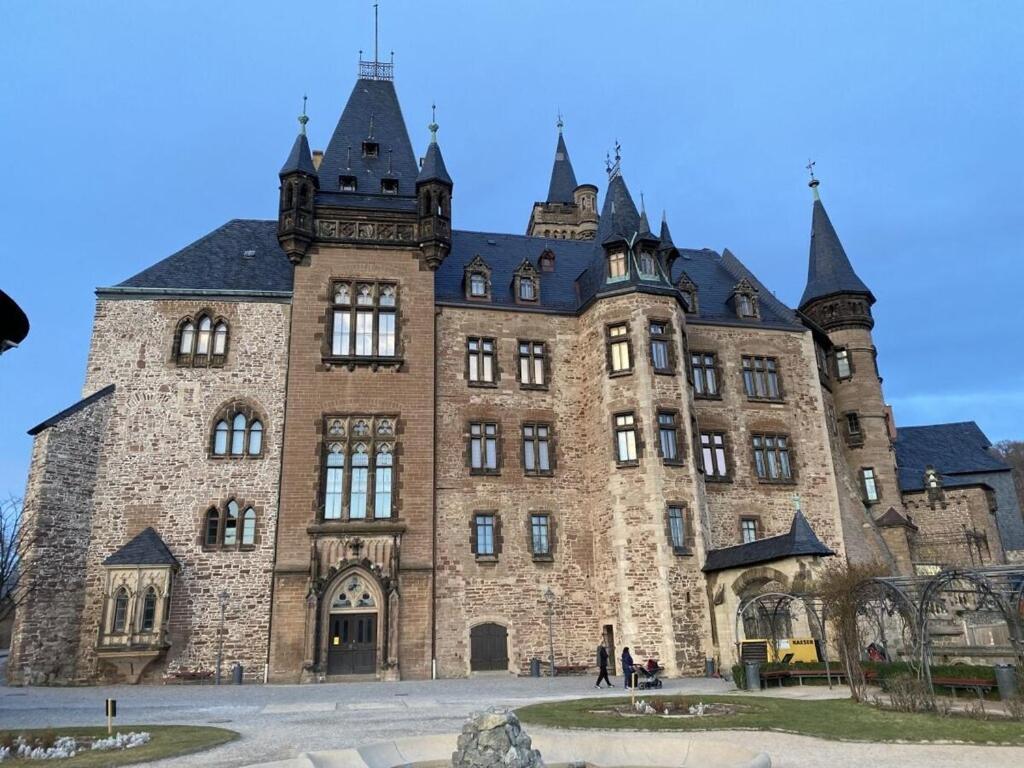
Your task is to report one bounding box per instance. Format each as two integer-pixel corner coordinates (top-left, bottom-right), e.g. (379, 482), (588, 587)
(621, 646), (634, 689)
(595, 641), (613, 687)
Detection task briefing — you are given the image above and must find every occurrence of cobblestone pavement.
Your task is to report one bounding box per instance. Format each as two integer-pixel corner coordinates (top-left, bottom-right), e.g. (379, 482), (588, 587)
(2, 676), (1022, 768)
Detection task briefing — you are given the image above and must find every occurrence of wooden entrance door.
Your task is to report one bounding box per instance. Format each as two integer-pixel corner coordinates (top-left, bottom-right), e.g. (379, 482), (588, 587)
(326, 612), (377, 675)
(470, 623), (508, 671)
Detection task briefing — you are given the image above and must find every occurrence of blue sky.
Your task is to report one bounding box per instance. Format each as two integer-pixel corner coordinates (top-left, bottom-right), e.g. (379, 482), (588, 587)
(1, 1), (1022, 497)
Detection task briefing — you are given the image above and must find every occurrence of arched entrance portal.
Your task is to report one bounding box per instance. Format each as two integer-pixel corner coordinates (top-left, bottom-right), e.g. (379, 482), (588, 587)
(470, 623), (508, 671)
(325, 571), (380, 675)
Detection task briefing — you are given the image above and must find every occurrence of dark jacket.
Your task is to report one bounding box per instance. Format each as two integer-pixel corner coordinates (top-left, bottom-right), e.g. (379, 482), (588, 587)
(621, 650), (634, 671)
(597, 645), (608, 667)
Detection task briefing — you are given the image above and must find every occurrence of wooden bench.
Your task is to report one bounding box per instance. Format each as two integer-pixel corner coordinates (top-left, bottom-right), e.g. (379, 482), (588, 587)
(930, 676), (994, 699)
(758, 668), (846, 688)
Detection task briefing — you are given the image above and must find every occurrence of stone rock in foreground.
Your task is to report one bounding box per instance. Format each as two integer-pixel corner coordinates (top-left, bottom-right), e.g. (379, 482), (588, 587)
(452, 708), (545, 768)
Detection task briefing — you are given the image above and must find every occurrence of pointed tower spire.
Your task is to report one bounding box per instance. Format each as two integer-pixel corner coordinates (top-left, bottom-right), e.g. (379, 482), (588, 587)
(545, 120), (578, 204)
(417, 103), (452, 186)
(277, 101), (319, 264)
(799, 176), (874, 310)
(280, 99), (317, 177)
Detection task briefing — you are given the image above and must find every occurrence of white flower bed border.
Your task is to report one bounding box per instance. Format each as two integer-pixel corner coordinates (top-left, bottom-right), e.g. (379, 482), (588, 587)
(0, 731), (150, 762)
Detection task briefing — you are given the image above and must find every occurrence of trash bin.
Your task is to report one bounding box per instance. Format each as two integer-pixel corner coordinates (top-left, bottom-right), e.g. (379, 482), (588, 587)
(530, 658), (541, 678)
(994, 664), (1017, 701)
(744, 661), (761, 691)
(705, 658), (716, 677)
(232, 663), (243, 685)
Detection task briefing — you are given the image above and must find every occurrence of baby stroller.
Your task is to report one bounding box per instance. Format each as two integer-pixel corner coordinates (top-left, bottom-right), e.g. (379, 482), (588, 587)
(633, 663), (663, 690)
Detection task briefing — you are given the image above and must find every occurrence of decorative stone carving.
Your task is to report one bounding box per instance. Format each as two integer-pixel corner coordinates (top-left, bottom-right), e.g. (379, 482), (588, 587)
(452, 709), (544, 768)
(315, 218), (416, 243)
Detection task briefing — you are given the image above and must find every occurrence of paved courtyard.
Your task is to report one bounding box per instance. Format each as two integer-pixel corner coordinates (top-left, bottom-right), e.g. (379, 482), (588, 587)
(1, 673), (1022, 767)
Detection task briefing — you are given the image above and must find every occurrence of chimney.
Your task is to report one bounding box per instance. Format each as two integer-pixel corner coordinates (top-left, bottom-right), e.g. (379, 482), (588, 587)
(312, 150), (324, 171)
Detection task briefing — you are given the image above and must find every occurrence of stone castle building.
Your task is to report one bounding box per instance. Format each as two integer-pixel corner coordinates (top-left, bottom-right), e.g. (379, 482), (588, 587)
(9, 55), (1023, 685)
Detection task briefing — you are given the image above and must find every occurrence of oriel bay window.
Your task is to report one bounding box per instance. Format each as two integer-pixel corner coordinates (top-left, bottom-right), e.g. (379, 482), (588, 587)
(329, 281), (398, 360)
(742, 355), (782, 401)
(522, 423), (552, 475)
(752, 433), (794, 482)
(321, 415), (398, 520)
(607, 323), (632, 374)
(700, 430), (729, 480)
(467, 337), (496, 385)
(691, 352), (719, 397)
(614, 412), (639, 465)
(469, 421), (499, 474)
(649, 321), (673, 373)
(518, 341), (547, 388)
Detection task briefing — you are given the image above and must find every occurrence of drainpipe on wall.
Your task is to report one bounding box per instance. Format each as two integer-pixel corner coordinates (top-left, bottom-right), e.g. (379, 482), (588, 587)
(431, 307), (440, 679)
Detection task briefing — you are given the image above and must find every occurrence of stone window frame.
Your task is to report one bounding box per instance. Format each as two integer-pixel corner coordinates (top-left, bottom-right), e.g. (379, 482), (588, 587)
(528, 511), (555, 561)
(605, 321), (634, 377)
(655, 408), (685, 466)
(741, 355), (784, 402)
(324, 279), (402, 370)
(521, 421), (555, 477)
(467, 420), (502, 476)
(833, 347), (854, 380)
(699, 429), (732, 482)
(648, 317), (676, 375)
(516, 340), (549, 390)
(209, 400), (267, 459)
(860, 467), (881, 505)
(464, 255), (493, 302)
(678, 272), (699, 315)
(318, 414), (400, 522)
(173, 310), (229, 368)
(843, 411), (864, 448)
(470, 510), (502, 562)
(750, 432), (797, 484)
(731, 279), (760, 320)
(739, 515), (762, 544)
(513, 259), (541, 305)
(201, 497), (260, 551)
(466, 336), (499, 387)
(690, 350), (721, 399)
(612, 410), (642, 467)
(666, 503), (695, 555)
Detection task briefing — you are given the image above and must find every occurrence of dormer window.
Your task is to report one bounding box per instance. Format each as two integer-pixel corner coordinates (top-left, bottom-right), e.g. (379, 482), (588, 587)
(362, 141), (379, 158)
(339, 175), (357, 192)
(608, 250), (627, 282)
(469, 273), (487, 297)
(677, 273), (699, 314)
(513, 259), (540, 304)
(738, 295), (754, 316)
(638, 250), (657, 278)
(731, 279), (760, 319)
(464, 255), (492, 301)
(381, 178), (399, 195)
(539, 249), (555, 272)
(519, 278), (536, 301)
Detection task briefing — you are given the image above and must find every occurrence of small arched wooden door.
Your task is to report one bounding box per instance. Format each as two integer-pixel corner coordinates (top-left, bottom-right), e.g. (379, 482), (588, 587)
(470, 623), (509, 671)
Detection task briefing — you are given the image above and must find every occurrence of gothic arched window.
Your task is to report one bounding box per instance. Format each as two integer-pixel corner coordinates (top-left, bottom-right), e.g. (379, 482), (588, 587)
(112, 587), (130, 633)
(140, 587), (158, 632)
(210, 403), (265, 458)
(202, 500), (258, 550)
(320, 415), (399, 522)
(175, 312), (229, 367)
(223, 500), (239, 546)
(241, 507), (256, 545)
(204, 507), (220, 546)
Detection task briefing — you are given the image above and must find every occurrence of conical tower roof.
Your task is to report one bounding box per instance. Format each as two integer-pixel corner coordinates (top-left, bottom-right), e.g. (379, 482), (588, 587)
(800, 195), (873, 308)
(594, 174), (641, 245)
(417, 132), (452, 186)
(545, 131), (578, 204)
(280, 131), (317, 177)
(658, 211), (676, 249)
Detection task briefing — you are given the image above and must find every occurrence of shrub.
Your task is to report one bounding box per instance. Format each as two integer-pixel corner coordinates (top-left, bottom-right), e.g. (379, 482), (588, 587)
(884, 674), (936, 713)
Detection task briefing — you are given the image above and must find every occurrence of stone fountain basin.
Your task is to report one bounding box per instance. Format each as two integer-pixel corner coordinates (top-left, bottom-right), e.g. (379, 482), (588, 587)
(247, 730), (771, 768)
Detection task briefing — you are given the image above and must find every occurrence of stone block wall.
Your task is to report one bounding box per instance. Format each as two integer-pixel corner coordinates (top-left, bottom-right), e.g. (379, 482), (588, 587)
(7, 391), (112, 684)
(905, 485), (1006, 568)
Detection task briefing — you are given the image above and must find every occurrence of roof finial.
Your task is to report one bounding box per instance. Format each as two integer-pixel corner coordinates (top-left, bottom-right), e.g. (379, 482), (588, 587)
(640, 191), (646, 214)
(606, 140), (622, 180)
(428, 102), (439, 144)
(806, 159), (820, 200)
(374, 2), (379, 64)
(368, 114), (375, 139)
(661, 209), (667, 224)
(298, 94), (309, 135)
(556, 110), (563, 134)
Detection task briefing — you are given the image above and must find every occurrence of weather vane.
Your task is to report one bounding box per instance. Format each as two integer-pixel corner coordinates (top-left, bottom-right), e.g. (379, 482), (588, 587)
(806, 159), (820, 197)
(606, 140), (622, 180)
(298, 94), (309, 134)
(556, 110), (563, 133)
(806, 159), (816, 182)
(429, 102), (439, 143)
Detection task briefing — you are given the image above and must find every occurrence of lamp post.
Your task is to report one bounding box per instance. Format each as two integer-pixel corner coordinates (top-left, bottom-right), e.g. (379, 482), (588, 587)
(215, 590), (229, 685)
(544, 587), (555, 678)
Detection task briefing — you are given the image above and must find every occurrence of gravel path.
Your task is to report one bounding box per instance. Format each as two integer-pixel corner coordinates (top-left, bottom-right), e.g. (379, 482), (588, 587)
(1, 676), (1020, 767)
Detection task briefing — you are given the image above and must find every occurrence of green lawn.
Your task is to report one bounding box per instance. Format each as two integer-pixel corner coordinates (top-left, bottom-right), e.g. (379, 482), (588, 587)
(516, 695), (1024, 745)
(0, 725), (238, 767)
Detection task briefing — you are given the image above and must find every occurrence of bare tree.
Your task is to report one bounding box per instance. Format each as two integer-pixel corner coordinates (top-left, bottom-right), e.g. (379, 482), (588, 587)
(991, 440), (1024, 513)
(0, 495), (35, 624)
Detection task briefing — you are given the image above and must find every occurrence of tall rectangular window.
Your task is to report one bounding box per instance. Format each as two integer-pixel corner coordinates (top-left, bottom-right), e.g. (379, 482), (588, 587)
(649, 321), (672, 373)
(321, 415), (397, 522)
(614, 413), (639, 464)
(475, 513), (495, 556)
(518, 341), (546, 387)
(846, 412), (861, 437)
(330, 282), (398, 359)
(741, 517), (759, 544)
(324, 447), (345, 519)
(657, 411), (680, 462)
(349, 448), (369, 518)
(523, 423), (552, 475)
(374, 447), (393, 518)
(861, 468), (879, 503)
(752, 433), (793, 481)
(691, 352), (719, 397)
(607, 324), (631, 373)
(608, 250), (627, 281)
(531, 513), (551, 556)
(470, 422), (499, 473)
(700, 431), (728, 480)
(467, 337), (496, 384)
(835, 348), (852, 379)
(667, 506), (687, 551)
(742, 356), (782, 400)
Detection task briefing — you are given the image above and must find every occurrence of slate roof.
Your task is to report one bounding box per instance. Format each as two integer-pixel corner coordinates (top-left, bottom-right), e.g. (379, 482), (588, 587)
(280, 131), (317, 177)
(316, 78), (419, 205)
(28, 384), (115, 436)
(103, 527), (179, 567)
(703, 511), (835, 573)
(108, 220), (293, 295)
(894, 421), (1009, 492)
(417, 139), (452, 186)
(546, 132), (578, 204)
(799, 198), (874, 308)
